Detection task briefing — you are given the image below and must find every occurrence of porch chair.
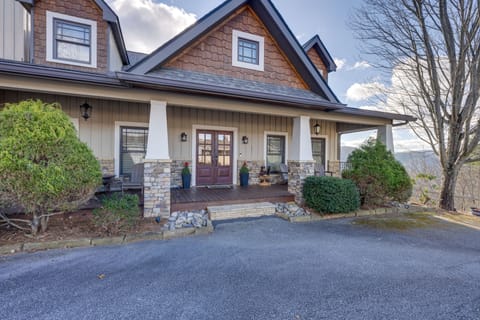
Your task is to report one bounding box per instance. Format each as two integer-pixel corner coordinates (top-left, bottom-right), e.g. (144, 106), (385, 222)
(314, 163), (333, 177)
(121, 163), (144, 196)
(279, 163), (289, 184)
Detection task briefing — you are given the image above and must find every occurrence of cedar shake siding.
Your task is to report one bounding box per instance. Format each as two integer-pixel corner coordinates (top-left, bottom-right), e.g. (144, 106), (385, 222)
(306, 48), (328, 81)
(33, 0), (108, 73)
(165, 6), (308, 90)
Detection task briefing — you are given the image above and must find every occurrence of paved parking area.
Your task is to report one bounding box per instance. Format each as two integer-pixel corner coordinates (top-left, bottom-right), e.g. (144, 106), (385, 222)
(1, 216), (480, 320)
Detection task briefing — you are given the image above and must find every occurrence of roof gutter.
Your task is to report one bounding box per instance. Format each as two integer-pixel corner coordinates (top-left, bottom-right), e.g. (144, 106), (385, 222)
(0, 60), (125, 87)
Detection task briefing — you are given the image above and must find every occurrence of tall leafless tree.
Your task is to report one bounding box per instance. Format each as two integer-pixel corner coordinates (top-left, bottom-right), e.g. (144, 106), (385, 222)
(352, 0), (480, 210)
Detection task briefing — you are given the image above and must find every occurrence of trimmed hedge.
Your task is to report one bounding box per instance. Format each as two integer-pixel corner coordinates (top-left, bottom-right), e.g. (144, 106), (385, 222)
(303, 176), (360, 214)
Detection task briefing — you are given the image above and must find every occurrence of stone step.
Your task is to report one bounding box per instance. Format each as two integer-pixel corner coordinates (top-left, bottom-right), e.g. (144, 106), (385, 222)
(208, 202), (276, 221)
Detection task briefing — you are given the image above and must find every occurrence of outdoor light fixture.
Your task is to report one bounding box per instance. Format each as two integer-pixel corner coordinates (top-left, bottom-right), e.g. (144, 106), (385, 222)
(242, 136), (249, 144)
(80, 102), (92, 121)
(313, 122), (321, 135)
(181, 132), (188, 142)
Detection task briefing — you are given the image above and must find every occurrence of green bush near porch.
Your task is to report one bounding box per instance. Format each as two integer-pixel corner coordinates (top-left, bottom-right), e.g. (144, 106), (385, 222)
(342, 140), (412, 207)
(303, 176), (360, 214)
(0, 100), (102, 235)
(93, 193), (140, 236)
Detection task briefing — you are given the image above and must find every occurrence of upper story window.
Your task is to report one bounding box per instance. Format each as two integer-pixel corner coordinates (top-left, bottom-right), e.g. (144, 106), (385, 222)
(46, 11), (97, 68)
(54, 19), (91, 63)
(238, 38), (259, 65)
(232, 30), (264, 71)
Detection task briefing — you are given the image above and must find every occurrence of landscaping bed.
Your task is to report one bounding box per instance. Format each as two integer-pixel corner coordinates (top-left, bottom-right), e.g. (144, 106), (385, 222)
(0, 209), (166, 246)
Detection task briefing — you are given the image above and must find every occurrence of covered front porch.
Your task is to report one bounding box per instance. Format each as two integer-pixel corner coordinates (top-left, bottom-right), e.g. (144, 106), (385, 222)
(171, 184), (294, 212)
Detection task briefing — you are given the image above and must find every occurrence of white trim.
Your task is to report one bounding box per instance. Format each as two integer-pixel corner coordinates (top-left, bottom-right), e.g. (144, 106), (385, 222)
(114, 121), (149, 176)
(191, 124), (238, 187)
(311, 135), (329, 168)
(46, 11), (97, 68)
(146, 100), (170, 160)
(232, 30), (264, 71)
(264, 131), (289, 168)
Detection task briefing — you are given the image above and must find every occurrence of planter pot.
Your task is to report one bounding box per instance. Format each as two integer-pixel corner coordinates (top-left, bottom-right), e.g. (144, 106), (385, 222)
(471, 207), (480, 217)
(182, 174), (191, 189)
(240, 173), (249, 187)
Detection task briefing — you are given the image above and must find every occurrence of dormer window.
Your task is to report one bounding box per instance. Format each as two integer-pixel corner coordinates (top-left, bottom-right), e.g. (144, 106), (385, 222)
(46, 11), (97, 68)
(232, 30), (264, 71)
(238, 38), (259, 65)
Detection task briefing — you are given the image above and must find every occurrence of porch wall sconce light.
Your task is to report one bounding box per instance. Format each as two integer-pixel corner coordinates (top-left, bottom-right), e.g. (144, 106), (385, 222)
(80, 102), (92, 121)
(181, 132), (188, 142)
(242, 136), (249, 144)
(313, 122), (321, 135)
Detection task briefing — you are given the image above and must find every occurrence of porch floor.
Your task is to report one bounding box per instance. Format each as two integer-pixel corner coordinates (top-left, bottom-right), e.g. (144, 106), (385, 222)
(171, 184), (294, 212)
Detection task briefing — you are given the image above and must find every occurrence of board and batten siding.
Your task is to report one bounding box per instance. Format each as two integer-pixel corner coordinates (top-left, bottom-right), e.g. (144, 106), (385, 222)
(0, 89), (150, 161)
(0, 0), (28, 62)
(167, 105), (338, 163)
(309, 119), (337, 165)
(0, 89), (338, 168)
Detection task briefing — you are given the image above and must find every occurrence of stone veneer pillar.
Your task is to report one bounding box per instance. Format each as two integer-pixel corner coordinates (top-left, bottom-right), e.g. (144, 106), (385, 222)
(143, 159), (172, 218)
(288, 160), (315, 205)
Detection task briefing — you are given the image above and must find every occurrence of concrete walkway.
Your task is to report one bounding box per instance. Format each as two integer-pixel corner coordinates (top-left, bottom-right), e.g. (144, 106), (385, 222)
(1, 216), (480, 320)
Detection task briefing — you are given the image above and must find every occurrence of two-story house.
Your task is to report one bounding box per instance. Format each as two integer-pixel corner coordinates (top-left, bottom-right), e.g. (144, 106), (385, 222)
(0, 0), (415, 217)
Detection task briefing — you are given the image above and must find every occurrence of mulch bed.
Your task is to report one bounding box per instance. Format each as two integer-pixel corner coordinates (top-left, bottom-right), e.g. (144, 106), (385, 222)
(0, 210), (166, 246)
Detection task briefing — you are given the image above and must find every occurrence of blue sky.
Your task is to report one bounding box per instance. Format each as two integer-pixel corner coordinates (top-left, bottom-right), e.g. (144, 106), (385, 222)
(107, 0), (427, 152)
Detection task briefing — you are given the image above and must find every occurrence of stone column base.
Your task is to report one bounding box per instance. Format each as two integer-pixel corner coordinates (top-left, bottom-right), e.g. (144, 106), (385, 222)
(143, 159), (172, 218)
(288, 161), (315, 205)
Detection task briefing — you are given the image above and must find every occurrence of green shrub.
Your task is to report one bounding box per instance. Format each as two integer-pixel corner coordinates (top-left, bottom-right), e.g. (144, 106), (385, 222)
(93, 193), (140, 235)
(0, 100), (102, 234)
(303, 176), (360, 214)
(342, 139), (412, 207)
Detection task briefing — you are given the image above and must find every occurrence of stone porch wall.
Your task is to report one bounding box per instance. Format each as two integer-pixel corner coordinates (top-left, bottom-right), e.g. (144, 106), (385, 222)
(288, 161), (315, 205)
(99, 159), (114, 175)
(143, 160), (171, 217)
(171, 160), (191, 187)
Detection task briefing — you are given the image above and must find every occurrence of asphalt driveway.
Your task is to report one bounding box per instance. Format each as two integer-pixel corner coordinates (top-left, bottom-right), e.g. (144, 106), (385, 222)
(1, 216), (480, 320)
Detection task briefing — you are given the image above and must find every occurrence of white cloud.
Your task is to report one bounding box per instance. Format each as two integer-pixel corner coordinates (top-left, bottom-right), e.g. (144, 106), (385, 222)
(334, 58), (346, 70)
(346, 82), (385, 102)
(107, 0), (197, 53)
(350, 61), (371, 70)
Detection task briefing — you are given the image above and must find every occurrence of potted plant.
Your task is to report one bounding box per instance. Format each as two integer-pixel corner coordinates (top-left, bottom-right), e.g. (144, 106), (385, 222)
(182, 162), (191, 189)
(239, 162), (249, 187)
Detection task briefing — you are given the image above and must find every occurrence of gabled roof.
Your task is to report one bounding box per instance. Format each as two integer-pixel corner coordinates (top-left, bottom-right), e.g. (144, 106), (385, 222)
(16, 0), (129, 65)
(127, 0), (341, 104)
(303, 35), (337, 73)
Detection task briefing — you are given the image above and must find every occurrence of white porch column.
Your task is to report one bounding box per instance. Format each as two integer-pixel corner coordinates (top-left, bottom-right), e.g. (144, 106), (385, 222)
(146, 100), (170, 160)
(143, 100), (171, 218)
(377, 124), (394, 153)
(288, 116), (315, 205)
(290, 116), (313, 161)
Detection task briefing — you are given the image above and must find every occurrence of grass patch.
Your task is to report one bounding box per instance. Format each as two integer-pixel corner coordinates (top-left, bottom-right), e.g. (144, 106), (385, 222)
(352, 212), (438, 230)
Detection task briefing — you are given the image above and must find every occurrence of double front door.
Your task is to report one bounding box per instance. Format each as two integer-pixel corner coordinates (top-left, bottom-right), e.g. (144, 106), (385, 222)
(196, 130), (233, 185)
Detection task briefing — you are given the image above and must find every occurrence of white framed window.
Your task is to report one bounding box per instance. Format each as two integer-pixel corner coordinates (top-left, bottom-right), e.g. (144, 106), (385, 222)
(264, 131), (289, 173)
(46, 11), (97, 68)
(232, 30), (264, 71)
(114, 121), (149, 176)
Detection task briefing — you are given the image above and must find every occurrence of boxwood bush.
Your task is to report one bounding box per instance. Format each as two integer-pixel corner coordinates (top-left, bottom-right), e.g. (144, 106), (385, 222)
(303, 176), (360, 214)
